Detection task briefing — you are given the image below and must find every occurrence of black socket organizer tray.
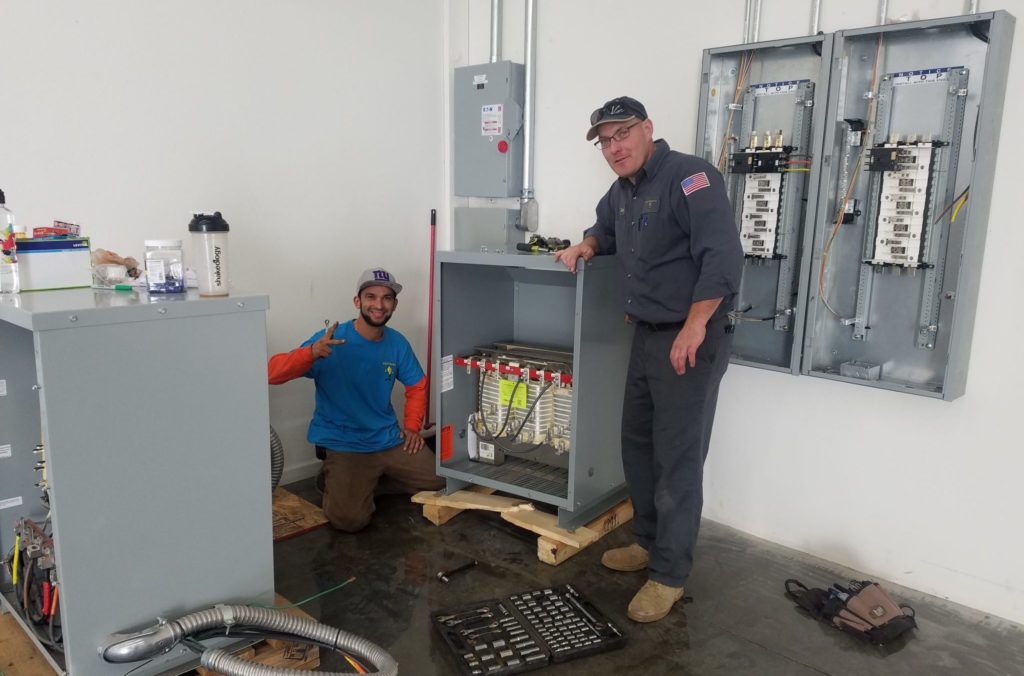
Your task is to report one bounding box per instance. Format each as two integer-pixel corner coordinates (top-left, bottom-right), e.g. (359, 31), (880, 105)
(432, 584), (626, 675)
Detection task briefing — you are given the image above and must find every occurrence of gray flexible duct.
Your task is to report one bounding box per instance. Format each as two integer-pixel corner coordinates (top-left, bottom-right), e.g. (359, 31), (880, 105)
(269, 425), (284, 490)
(102, 605), (398, 676)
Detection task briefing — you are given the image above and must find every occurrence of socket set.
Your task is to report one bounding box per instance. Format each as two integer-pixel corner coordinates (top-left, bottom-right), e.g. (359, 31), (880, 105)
(432, 584), (626, 675)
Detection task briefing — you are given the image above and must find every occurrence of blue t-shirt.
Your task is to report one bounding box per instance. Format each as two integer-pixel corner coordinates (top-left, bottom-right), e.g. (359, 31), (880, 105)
(300, 320), (424, 452)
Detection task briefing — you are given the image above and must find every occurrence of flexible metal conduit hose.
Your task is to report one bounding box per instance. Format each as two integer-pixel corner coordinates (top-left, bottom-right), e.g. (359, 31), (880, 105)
(102, 605), (398, 676)
(269, 425), (284, 490)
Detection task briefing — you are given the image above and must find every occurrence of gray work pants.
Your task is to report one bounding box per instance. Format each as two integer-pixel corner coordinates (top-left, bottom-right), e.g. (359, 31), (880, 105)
(620, 315), (733, 587)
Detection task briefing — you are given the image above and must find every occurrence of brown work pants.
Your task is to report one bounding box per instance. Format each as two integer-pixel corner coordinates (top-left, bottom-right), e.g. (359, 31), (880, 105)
(321, 444), (444, 532)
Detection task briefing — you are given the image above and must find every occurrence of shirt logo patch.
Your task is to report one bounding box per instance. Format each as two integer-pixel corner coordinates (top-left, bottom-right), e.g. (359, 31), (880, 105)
(383, 362), (396, 380)
(681, 172), (710, 196)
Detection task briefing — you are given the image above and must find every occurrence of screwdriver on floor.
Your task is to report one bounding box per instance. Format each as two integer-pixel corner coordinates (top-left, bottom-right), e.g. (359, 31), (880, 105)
(437, 560), (478, 583)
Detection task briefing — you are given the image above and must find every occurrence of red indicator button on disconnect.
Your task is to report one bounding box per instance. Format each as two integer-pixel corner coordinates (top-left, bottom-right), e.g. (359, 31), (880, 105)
(497, 140), (509, 153)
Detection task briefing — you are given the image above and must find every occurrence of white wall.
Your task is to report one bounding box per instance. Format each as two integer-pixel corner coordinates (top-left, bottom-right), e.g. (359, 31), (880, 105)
(0, 0), (446, 482)
(446, 0), (1024, 624)
(1, 0), (1020, 626)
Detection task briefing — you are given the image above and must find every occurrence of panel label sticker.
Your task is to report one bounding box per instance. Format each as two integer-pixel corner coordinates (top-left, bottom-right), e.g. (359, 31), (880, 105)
(0, 496), (23, 510)
(891, 67), (963, 86)
(751, 79), (809, 96)
(499, 379), (528, 409)
(481, 104), (504, 136)
(0, 444), (11, 459)
(0, 379), (6, 396)
(441, 354), (454, 393)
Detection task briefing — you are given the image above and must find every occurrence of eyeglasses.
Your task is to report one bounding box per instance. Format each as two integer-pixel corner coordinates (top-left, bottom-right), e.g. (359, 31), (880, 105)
(594, 121), (641, 149)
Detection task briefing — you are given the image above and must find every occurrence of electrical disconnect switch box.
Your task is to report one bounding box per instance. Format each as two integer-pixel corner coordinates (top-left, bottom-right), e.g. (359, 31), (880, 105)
(803, 12), (1014, 400)
(695, 34), (832, 374)
(453, 61), (526, 198)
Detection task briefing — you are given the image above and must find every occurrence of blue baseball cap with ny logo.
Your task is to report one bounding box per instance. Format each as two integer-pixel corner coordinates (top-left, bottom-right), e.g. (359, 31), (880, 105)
(357, 267), (403, 295)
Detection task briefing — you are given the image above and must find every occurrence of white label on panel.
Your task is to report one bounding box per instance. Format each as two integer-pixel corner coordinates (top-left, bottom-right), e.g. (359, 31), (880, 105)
(0, 379), (6, 396)
(472, 74), (488, 87)
(0, 496), (24, 510)
(481, 104), (504, 136)
(441, 355), (454, 393)
(0, 444), (11, 459)
(891, 67), (961, 86)
(751, 79), (809, 97)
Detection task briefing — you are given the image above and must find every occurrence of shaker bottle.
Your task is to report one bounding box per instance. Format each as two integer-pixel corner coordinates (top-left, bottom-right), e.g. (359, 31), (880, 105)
(188, 212), (230, 297)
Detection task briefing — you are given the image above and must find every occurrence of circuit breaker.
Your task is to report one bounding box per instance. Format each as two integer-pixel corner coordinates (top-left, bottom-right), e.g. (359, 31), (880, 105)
(453, 61), (525, 197)
(695, 34), (832, 374)
(433, 252), (631, 529)
(803, 12), (1014, 400)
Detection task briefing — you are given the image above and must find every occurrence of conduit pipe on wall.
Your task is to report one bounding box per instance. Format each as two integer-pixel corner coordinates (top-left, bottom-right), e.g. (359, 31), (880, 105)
(490, 0), (502, 63)
(520, 0), (539, 231)
(810, 0), (822, 35)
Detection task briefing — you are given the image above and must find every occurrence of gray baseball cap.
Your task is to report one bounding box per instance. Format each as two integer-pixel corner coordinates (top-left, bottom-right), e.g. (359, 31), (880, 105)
(357, 268), (403, 295)
(586, 96), (648, 141)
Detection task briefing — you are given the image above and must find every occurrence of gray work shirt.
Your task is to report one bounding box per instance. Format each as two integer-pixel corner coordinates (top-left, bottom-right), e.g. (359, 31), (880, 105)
(583, 139), (743, 324)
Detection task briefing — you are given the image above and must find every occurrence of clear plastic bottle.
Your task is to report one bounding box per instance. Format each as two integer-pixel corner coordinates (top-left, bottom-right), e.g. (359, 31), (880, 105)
(0, 189), (20, 294)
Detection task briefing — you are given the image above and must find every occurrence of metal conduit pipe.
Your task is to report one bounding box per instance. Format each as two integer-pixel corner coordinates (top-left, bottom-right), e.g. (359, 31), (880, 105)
(967, 0), (979, 14)
(269, 425), (284, 490)
(101, 605), (398, 676)
(878, 0), (889, 25)
(520, 0), (538, 231)
(751, 0), (763, 43)
(743, 0), (753, 42)
(490, 0), (502, 63)
(810, 0), (822, 35)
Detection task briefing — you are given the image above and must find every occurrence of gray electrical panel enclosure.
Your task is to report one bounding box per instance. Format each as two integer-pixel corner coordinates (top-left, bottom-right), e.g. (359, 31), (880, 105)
(695, 34), (833, 374)
(433, 252), (630, 529)
(453, 61), (526, 197)
(803, 12), (1014, 400)
(0, 290), (274, 675)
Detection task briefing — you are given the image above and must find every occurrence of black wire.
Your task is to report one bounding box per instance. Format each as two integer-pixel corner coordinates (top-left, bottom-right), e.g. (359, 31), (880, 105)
(505, 380), (555, 440)
(477, 373), (521, 440)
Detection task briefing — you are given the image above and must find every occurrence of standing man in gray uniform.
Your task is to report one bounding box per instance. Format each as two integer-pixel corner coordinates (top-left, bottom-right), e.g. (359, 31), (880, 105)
(554, 96), (742, 623)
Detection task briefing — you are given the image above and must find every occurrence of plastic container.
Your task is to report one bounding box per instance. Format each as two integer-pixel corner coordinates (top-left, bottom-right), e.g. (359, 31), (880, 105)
(0, 189), (20, 294)
(144, 239), (185, 293)
(188, 212), (230, 297)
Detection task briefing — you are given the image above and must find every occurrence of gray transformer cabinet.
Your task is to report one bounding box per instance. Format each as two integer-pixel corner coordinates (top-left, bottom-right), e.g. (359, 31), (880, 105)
(433, 252), (631, 530)
(695, 34), (833, 374)
(0, 290), (274, 676)
(803, 12), (1014, 399)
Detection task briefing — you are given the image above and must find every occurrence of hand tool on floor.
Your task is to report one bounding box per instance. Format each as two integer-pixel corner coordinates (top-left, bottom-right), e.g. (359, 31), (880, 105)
(437, 559), (479, 583)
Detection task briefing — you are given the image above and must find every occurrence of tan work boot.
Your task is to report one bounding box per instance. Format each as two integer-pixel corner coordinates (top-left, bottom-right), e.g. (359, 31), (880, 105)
(601, 543), (649, 572)
(627, 580), (685, 623)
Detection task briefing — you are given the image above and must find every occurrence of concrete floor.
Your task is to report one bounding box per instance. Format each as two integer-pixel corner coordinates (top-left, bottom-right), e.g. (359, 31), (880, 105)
(275, 479), (1024, 675)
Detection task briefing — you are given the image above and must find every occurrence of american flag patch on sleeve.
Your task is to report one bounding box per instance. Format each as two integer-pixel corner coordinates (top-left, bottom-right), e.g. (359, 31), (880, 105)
(681, 172), (710, 196)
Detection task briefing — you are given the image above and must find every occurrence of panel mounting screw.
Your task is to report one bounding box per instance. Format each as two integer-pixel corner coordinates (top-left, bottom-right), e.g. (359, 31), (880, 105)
(68, 315), (78, 322)
(926, 343), (934, 349)
(928, 325), (937, 333)
(944, 291), (955, 300)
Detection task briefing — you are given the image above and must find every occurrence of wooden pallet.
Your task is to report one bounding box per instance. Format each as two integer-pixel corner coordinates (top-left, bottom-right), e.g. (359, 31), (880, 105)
(412, 488), (633, 565)
(272, 487), (329, 542)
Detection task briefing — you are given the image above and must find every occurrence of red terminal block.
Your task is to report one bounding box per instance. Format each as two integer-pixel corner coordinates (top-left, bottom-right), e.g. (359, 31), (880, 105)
(454, 356), (572, 385)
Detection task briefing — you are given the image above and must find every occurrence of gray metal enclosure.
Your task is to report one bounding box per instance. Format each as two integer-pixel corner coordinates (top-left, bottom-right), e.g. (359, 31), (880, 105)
(803, 12), (1014, 399)
(433, 252), (631, 529)
(695, 34), (833, 374)
(0, 290), (274, 675)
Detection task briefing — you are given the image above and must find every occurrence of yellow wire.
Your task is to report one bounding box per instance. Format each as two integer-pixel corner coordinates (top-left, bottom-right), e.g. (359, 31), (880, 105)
(344, 654), (367, 673)
(11, 535), (19, 585)
(951, 192), (969, 222)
